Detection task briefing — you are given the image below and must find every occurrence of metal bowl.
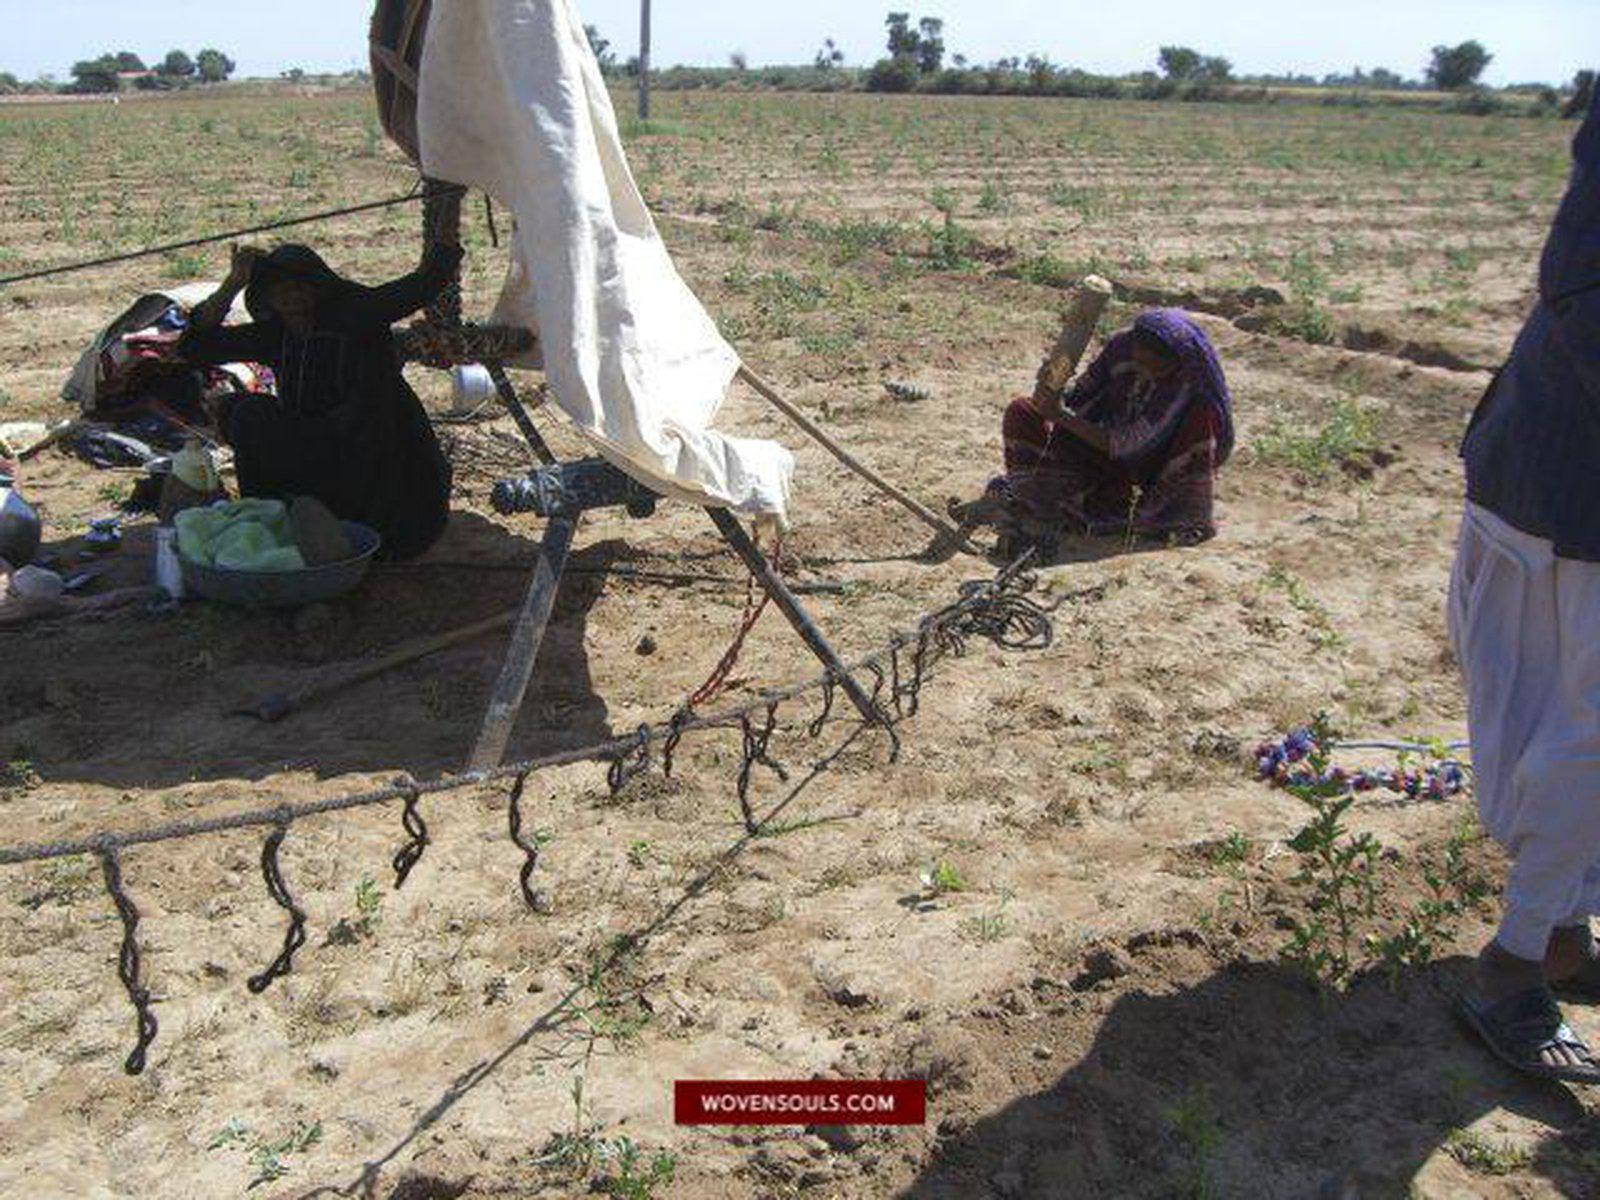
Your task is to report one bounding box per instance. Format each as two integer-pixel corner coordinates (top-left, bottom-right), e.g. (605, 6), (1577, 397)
(180, 521), (382, 609)
(0, 477), (42, 567)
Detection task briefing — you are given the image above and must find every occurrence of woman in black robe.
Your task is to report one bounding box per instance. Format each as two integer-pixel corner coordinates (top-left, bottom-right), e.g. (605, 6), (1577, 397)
(175, 216), (461, 561)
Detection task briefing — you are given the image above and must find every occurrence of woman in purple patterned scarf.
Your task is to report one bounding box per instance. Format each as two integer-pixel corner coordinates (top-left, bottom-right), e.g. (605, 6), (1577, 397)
(978, 309), (1235, 554)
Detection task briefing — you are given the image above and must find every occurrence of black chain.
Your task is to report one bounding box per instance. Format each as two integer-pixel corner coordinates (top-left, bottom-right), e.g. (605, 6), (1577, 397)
(506, 772), (550, 914)
(391, 779), (430, 890)
(98, 847), (159, 1076)
(247, 820), (308, 996)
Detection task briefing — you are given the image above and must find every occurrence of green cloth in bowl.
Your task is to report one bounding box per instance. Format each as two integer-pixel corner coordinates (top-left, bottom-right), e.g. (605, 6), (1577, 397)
(175, 500), (306, 573)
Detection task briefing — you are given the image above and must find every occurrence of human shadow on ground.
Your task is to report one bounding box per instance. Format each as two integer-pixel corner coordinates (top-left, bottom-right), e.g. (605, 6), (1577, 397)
(897, 956), (1596, 1199)
(1, 510), (620, 790)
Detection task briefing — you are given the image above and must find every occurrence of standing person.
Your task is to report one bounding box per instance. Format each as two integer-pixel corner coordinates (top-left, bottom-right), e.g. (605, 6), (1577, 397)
(960, 309), (1234, 559)
(1452, 85), (1600, 1083)
(171, 200), (462, 561)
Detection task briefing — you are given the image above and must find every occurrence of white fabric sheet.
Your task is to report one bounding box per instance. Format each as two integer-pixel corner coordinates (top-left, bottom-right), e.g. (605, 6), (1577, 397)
(416, 0), (794, 521)
(1449, 501), (1600, 960)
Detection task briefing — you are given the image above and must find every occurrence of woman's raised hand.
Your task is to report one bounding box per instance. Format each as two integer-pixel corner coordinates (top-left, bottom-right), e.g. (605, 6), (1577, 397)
(228, 243), (266, 284)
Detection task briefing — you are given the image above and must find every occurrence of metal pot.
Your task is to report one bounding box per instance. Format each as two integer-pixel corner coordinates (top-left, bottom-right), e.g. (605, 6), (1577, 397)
(0, 475), (42, 567)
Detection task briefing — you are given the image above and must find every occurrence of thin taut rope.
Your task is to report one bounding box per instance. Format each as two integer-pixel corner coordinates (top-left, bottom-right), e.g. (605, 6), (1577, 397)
(0, 183), (465, 289)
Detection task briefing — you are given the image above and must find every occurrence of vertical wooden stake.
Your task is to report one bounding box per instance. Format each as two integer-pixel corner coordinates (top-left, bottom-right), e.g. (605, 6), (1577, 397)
(470, 514), (579, 770)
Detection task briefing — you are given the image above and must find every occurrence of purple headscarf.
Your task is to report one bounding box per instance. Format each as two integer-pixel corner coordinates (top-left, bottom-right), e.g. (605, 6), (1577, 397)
(1132, 309), (1235, 465)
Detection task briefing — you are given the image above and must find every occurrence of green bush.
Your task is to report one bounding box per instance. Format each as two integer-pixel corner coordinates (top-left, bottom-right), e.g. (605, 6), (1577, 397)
(865, 57), (920, 94)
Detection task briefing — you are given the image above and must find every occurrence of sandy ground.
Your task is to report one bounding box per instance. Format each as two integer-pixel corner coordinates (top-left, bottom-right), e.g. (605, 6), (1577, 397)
(1, 89), (1596, 1199)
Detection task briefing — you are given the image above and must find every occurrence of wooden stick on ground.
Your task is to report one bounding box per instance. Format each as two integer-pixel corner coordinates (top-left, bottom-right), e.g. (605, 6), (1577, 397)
(235, 605), (523, 723)
(735, 365), (973, 550)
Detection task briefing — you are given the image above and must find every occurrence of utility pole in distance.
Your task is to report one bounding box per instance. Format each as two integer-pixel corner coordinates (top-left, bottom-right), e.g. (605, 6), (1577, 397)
(639, 0), (652, 119)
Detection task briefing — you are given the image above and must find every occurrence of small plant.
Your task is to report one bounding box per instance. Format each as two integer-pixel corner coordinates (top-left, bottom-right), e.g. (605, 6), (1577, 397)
(1368, 819), (1491, 982)
(926, 188), (976, 271)
(1262, 567), (1346, 653)
(976, 177), (1009, 214)
(1206, 831), (1252, 869)
(920, 860), (967, 897)
(626, 840), (653, 868)
(1164, 1089), (1222, 1199)
(1276, 717), (1383, 988)
(1253, 393), (1378, 482)
(164, 249), (207, 280)
(1273, 246), (1335, 344)
(1, 755), (41, 790)
(1446, 1129), (1532, 1176)
(598, 1137), (678, 1199)
(18, 855), (94, 911)
(959, 910), (1009, 944)
(353, 875), (383, 930)
(208, 1118), (323, 1190)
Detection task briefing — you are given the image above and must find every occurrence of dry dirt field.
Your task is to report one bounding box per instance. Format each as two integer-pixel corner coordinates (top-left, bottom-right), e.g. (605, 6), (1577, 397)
(0, 87), (1594, 1198)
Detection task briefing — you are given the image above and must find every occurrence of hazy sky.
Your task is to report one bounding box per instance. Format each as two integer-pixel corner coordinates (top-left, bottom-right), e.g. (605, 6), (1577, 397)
(4, 0), (1595, 86)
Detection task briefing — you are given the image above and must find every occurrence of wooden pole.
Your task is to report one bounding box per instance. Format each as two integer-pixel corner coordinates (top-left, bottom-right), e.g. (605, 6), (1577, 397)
(706, 508), (880, 726)
(470, 513), (579, 770)
(735, 366), (969, 547)
(638, 0), (652, 120)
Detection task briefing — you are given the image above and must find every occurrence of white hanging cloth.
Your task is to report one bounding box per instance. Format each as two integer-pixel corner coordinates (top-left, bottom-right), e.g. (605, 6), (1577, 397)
(417, 0), (794, 521)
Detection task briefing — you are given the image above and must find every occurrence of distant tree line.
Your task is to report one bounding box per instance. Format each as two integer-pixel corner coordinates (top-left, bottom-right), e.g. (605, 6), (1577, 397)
(442, 20), (1586, 123)
(0, 48), (238, 96)
(73, 48), (235, 92)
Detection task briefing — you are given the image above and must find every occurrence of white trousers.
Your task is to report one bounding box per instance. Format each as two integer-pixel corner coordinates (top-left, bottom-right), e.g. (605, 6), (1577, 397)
(1449, 502), (1600, 960)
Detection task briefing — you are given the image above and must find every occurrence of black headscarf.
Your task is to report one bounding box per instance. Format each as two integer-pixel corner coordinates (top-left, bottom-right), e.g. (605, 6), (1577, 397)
(243, 244), (356, 324)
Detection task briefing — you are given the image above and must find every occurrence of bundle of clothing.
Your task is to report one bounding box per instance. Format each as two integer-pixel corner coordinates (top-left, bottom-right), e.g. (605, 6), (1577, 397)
(62, 284), (274, 465)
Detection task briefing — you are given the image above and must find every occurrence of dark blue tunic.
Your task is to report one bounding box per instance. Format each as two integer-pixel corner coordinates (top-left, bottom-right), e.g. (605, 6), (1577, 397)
(1463, 88), (1600, 560)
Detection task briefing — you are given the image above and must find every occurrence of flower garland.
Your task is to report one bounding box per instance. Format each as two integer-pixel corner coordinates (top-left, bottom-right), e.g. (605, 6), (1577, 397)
(1254, 727), (1470, 801)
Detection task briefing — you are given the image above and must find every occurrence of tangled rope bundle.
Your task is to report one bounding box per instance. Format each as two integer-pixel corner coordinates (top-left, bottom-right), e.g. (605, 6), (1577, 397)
(0, 557), (1062, 1074)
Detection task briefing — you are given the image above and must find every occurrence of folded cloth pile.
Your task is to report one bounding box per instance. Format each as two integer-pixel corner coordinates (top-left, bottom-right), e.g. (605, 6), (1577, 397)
(175, 499), (306, 573)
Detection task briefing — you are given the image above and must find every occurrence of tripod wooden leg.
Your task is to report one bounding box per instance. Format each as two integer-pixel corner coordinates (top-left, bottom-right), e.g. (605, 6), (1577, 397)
(487, 362), (556, 466)
(470, 514), (579, 770)
(706, 508), (880, 725)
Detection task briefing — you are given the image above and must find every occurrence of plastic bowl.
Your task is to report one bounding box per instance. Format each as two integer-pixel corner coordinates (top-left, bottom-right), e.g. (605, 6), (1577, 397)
(180, 521), (382, 609)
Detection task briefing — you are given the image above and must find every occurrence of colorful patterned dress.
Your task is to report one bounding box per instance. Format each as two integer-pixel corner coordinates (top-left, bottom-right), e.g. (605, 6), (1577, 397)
(990, 309), (1235, 545)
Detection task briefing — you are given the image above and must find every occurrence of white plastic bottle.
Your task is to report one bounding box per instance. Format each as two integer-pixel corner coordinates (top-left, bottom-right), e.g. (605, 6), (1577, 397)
(154, 525), (185, 600)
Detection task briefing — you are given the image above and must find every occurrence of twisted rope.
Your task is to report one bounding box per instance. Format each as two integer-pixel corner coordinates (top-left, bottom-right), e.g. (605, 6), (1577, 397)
(0, 183), (463, 290)
(97, 847), (158, 1076)
(390, 778), (430, 890)
(506, 772), (549, 914)
(246, 820), (307, 995)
